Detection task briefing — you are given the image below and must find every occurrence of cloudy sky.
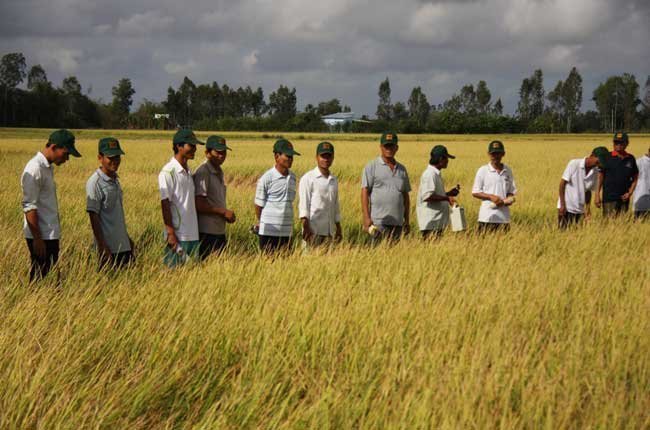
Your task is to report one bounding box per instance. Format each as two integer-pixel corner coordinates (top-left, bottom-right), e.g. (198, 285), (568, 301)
(1, 0), (649, 115)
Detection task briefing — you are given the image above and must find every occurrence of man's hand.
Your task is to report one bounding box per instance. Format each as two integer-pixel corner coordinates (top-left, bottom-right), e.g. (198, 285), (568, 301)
(403, 223), (411, 235)
(363, 217), (373, 233)
(129, 237), (136, 255)
(447, 186), (460, 197)
(447, 196), (457, 206)
(223, 209), (236, 223)
(166, 231), (179, 249)
(490, 195), (504, 207)
(98, 243), (111, 265)
(595, 196), (602, 208)
(33, 238), (46, 259)
(558, 205), (567, 217)
(334, 224), (342, 242)
(621, 192), (631, 202)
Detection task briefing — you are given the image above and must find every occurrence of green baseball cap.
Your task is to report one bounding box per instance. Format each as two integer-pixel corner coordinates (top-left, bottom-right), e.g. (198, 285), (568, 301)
(380, 132), (398, 146)
(98, 137), (125, 157)
(173, 129), (205, 146)
(206, 135), (231, 151)
(430, 145), (455, 159)
(48, 129), (81, 157)
(316, 141), (334, 155)
(273, 139), (301, 156)
(613, 132), (629, 144)
(592, 146), (610, 166)
(488, 140), (505, 153)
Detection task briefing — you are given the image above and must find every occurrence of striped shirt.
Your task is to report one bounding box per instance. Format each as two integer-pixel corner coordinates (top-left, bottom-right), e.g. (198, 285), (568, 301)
(255, 167), (296, 237)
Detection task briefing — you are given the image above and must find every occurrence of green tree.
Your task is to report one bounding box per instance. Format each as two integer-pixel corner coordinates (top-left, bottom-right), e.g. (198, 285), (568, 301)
(376, 77), (392, 122)
(316, 99), (343, 116)
(493, 98), (503, 115)
(476, 80), (492, 113)
(0, 52), (27, 125)
(593, 74), (640, 131)
(268, 85), (297, 121)
(111, 78), (136, 127)
(517, 69), (545, 127)
(407, 86), (430, 129)
(27, 65), (48, 90)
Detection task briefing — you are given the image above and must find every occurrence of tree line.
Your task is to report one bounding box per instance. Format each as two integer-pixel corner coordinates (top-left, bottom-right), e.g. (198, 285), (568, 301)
(1, 51), (649, 133)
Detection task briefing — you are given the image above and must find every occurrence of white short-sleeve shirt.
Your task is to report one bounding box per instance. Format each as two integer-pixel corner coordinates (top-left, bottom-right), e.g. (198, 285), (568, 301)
(416, 165), (450, 231)
(633, 155), (650, 212)
(298, 167), (341, 237)
(472, 163), (517, 224)
(158, 157), (199, 241)
(556, 158), (599, 214)
(21, 152), (60, 240)
(255, 167), (296, 237)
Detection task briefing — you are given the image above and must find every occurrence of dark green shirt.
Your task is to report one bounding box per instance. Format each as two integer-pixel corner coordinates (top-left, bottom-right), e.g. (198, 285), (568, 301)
(602, 152), (639, 202)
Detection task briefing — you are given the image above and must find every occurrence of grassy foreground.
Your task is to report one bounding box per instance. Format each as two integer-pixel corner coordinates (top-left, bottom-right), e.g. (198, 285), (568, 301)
(1, 129), (649, 428)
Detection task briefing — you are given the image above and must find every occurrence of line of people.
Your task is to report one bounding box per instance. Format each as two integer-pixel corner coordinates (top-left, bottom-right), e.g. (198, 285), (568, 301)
(21, 129), (649, 281)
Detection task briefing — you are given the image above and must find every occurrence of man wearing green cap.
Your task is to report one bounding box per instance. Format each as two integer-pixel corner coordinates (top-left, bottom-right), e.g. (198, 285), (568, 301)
(557, 147), (608, 229)
(361, 132), (412, 242)
(595, 132), (639, 217)
(298, 141), (342, 246)
(632, 145), (650, 219)
(159, 129), (204, 267)
(254, 139), (300, 252)
(471, 140), (517, 232)
(21, 129), (81, 281)
(416, 145), (460, 238)
(193, 135), (235, 259)
(86, 137), (134, 268)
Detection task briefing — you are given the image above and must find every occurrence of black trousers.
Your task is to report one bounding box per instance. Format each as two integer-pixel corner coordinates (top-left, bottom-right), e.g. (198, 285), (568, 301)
(99, 251), (134, 270)
(259, 235), (291, 253)
(26, 239), (59, 282)
(635, 210), (650, 220)
(421, 229), (444, 240)
(477, 222), (510, 233)
(558, 212), (583, 229)
(199, 233), (227, 260)
(602, 200), (629, 217)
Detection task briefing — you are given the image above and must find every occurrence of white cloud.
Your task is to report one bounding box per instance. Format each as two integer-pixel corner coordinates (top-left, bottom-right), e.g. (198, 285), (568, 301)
(117, 10), (175, 36)
(164, 60), (198, 76)
(93, 24), (112, 35)
(36, 45), (84, 73)
(242, 50), (259, 72)
(542, 45), (584, 71)
(402, 3), (452, 45)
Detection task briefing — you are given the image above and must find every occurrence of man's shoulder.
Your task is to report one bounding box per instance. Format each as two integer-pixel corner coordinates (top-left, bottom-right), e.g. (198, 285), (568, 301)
(86, 171), (101, 186)
(193, 161), (210, 177)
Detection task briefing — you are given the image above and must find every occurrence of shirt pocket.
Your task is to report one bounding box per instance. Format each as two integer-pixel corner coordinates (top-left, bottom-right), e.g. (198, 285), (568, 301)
(103, 188), (118, 210)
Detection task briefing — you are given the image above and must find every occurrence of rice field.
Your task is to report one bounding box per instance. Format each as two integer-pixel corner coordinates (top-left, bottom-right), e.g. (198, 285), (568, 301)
(1, 128), (649, 428)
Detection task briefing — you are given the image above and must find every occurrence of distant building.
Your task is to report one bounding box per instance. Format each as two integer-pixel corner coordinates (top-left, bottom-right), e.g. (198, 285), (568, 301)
(321, 112), (370, 127)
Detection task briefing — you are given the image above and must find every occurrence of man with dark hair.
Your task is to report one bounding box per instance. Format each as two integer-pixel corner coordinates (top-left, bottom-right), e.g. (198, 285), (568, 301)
(416, 145), (460, 238)
(194, 135), (235, 259)
(471, 140), (517, 233)
(254, 139), (300, 253)
(557, 147), (608, 229)
(361, 132), (411, 242)
(21, 129), (81, 282)
(595, 132), (639, 217)
(159, 129), (204, 267)
(633, 145), (650, 219)
(86, 137), (134, 269)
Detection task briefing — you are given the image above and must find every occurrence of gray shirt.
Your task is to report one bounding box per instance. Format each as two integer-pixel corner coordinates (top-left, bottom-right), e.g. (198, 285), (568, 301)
(193, 161), (227, 235)
(86, 169), (131, 254)
(21, 152), (60, 240)
(361, 156), (411, 226)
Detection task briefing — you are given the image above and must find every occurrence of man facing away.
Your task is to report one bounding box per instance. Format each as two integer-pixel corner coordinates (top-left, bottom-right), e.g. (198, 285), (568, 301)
(471, 140), (517, 233)
(298, 141), (342, 247)
(21, 129), (81, 282)
(86, 137), (134, 269)
(159, 129), (204, 267)
(193, 135), (236, 260)
(416, 145), (460, 239)
(255, 139), (300, 253)
(557, 146), (609, 229)
(361, 132), (412, 242)
(595, 132), (639, 217)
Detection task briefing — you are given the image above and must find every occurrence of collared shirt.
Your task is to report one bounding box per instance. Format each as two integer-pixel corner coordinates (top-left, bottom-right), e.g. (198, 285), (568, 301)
(416, 165), (450, 231)
(556, 158), (599, 214)
(158, 157), (199, 241)
(602, 151), (639, 202)
(193, 161), (227, 235)
(472, 163), (517, 223)
(255, 167), (296, 237)
(298, 167), (341, 237)
(361, 156), (411, 226)
(21, 152), (60, 239)
(633, 155), (650, 211)
(86, 169), (131, 253)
